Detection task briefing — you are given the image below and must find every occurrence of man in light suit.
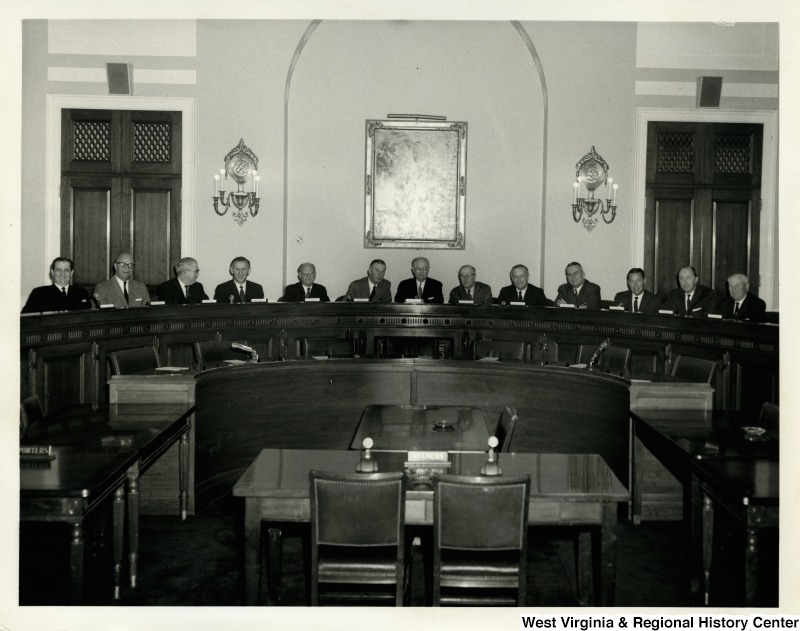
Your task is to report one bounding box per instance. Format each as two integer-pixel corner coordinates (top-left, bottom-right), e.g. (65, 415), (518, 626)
(556, 262), (602, 310)
(497, 264), (550, 306)
(213, 256), (265, 303)
(280, 262), (330, 302)
(613, 268), (661, 314)
(449, 265), (493, 306)
(344, 259), (392, 302)
(157, 257), (209, 305)
(22, 257), (94, 313)
(394, 257), (444, 303)
(716, 273), (766, 323)
(666, 266), (718, 316)
(93, 252), (150, 308)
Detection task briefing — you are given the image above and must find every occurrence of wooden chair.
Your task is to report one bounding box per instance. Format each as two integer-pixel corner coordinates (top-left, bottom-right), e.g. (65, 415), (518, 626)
(193, 340), (250, 369)
(309, 470), (409, 606)
(474, 340), (529, 362)
(432, 474), (531, 606)
(597, 346), (632, 377)
(495, 405), (519, 453)
(670, 355), (717, 384)
(758, 402), (779, 432)
(108, 346), (161, 375)
(302, 338), (356, 359)
(20, 394), (44, 436)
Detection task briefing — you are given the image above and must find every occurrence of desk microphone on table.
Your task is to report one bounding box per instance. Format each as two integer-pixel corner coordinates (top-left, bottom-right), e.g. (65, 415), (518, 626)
(588, 340), (608, 368)
(231, 342), (259, 363)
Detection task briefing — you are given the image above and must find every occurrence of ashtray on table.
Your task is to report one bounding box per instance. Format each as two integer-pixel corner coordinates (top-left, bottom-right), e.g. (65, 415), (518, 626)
(433, 420), (455, 432)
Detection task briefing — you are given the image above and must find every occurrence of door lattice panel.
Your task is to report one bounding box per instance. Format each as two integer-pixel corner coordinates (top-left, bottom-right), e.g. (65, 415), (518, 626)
(73, 121), (111, 162)
(656, 132), (694, 174)
(133, 122), (171, 163)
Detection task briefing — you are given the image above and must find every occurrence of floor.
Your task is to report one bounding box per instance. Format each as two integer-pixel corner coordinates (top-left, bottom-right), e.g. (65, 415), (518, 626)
(21, 498), (706, 608)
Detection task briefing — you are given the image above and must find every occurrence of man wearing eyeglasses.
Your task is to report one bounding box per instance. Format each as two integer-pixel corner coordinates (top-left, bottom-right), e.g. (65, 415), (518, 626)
(21, 257), (94, 313)
(394, 256), (444, 303)
(93, 253), (151, 308)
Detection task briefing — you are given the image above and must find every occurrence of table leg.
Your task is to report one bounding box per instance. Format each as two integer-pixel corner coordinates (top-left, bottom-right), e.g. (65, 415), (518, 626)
(113, 485), (125, 600)
(744, 525), (758, 606)
(631, 437), (643, 525)
(243, 498), (262, 605)
(575, 531), (592, 606)
(69, 521), (84, 604)
(701, 493), (714, 606)
(267, 527), (283, 604)
(127, 466), (140, 589)
(598, 503), (618, 606)
(179, 429), (190, 521)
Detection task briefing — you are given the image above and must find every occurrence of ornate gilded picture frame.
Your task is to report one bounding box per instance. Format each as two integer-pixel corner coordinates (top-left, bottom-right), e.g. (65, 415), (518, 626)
(364, 119), (467, 249)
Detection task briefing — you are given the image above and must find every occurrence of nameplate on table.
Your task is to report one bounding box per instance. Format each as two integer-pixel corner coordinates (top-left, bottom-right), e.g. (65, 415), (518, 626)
(305, 297), (320, 302)
(558, 303), (576, 308)
(658, 309), (673, 315)
(707, 313), (722, 319)
(20, 445), (55, 462)
(405, 299), (423, 304)
(353, 298), (369, 302)
(509, 301), (526, 306)
(150, 300), (166, 306)
(20, 445), (52, 457)
(202, 299), (216, 304)
(458, 300), (475, 304)
(251, 298), (267, 303)
(407, 451), (449, 463)
(99, 303), (115, 309)
(608, 305), (624, 311)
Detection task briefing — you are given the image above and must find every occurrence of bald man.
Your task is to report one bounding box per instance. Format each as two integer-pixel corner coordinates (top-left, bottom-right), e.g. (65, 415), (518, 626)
(93, 252), (151, 308)
(394, 257), (444, 303)
(716, 273), (766, 323)
(280, 263), (330, 302)
(448, 265), (493, 306)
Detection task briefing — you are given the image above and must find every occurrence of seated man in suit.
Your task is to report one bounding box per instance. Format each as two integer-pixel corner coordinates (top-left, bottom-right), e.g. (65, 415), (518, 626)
(22, 257), (94, 313)
(497, 264), (550, 306)
(717, 273), (766, 322)
(213, 256), (265, 303)
(280, 262), (330, 302)
(394, 257), (444, 303)
(556, 262), (602, 309)
(449, 265), (493, 306)
(92, 252), (150, 308)
(666, 266), (718, 316)
(156, 257), (208, 305)
(344, 259), (392, 302)
(612, 267), (661, 314)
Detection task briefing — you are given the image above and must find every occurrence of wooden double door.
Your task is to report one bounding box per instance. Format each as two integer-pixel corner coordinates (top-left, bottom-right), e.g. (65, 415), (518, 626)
(60, 109), (182, 291)
(644, 122), (762, 298)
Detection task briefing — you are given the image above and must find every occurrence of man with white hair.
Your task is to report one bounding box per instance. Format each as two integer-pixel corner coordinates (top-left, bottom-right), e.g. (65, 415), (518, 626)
(716, 273), (766, 322)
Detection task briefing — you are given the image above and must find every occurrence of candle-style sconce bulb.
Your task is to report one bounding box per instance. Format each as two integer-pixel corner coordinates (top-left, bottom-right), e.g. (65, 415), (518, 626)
(356, 437), (379, 473)
(212, 139), (260, 226)
(480, 436), (502, 477)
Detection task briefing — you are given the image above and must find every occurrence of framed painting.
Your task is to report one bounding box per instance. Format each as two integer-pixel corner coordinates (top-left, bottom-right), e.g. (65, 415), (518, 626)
(364, 118), (467, 249)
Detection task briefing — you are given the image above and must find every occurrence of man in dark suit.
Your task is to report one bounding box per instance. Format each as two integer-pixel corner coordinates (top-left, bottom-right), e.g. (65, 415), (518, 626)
(92, 252), (151, 308)
(497, 264), (550, 306)
(156, 257), (209, 305)
(448, 265), (493, 306)
(613, 267), (661, 314)
(556, 262), (602, 309)
(716, 273), (766, 323)
(213, 256), (265, 304)
(666, 266), (718, 316)
(394, 257), (444, 303)
(280, 262), (330, 302)
(22, 257), (94, 313)
(344, 259), (392, 302)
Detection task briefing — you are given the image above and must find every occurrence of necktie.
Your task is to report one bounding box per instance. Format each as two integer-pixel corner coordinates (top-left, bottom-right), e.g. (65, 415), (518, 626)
(734, 301), (740, 316)
(574, 288), (579, 299)
(633, 295), (639, 313)
(239, 286), (246, 303)
(184, 285), (189, 302)
(467, 288), (472, 299)
(306, 286), (312, 298)
(418, 283), (423, 299)
(123, 281), (129, 304)
(369, 285), (376, 301)
(61, 286), (67, 295)
(686, 294), (691, 312)
(518, 290), (523, 301)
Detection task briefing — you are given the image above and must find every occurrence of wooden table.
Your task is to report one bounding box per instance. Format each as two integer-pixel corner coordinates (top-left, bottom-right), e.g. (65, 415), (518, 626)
(632, 411), (778, 604)
(233, 449), (629, 606)
(19, 403), (193, 603)
(350, 405), (492, 452)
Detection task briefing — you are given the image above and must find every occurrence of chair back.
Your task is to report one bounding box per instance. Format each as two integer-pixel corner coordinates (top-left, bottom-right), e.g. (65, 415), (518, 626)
(475, 340), (528, 362)
(108, 346), (161, 375)
(193, 340), (249, 369)
(20, 394), (44, 436)
(309, 470), (407, 605)
(433, 474), (531, 606)
(597, 346), (631, 377)
(671, 355), (717, 384)
(495, 405), (519, 452)
(758, 402), (779, 431)
(302, 338), (355, 359)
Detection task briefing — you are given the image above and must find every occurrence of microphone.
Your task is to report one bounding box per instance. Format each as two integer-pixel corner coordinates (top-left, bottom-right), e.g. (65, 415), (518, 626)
(589, 340), (608, 368)
(229, 295), (235, 304)
(231, 342), (258, 362)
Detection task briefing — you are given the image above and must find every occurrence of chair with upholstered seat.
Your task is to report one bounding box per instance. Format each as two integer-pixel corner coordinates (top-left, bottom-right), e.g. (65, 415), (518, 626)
(302, 338), (356, 359)
(432, 474), (531, 606)
(309, 470), (409, 606)
(758, 402), (779, 434)
(670, 355), (717, 384)
(193, 340), (250, 369)
(108, 346), (161, 375)
(495, 405), (519, 453)
(20, 394), (44, 437)
(597, 346), (632, 377)
(474, 340), (529, 362)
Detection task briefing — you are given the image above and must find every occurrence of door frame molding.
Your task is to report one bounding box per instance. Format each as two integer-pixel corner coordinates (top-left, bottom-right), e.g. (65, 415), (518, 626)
(46, 94), (195, 279)
(632, 107), (777, 309)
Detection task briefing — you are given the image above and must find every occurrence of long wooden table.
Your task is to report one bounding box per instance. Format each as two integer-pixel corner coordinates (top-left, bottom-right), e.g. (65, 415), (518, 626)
(232, 449), (629, 606)
(19, 403), (193, 603)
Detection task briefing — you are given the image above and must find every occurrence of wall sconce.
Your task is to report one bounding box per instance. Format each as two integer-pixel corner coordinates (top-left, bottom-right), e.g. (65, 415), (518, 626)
(571, 146), (618, 232)
(213, 138), (260, 226)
